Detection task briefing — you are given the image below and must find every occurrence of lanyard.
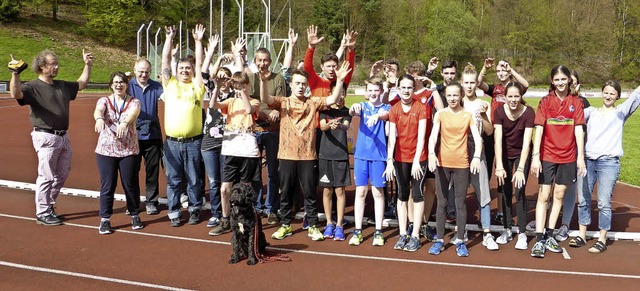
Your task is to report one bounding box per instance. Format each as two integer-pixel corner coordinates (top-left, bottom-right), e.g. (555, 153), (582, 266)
(107, 95), (130, 124)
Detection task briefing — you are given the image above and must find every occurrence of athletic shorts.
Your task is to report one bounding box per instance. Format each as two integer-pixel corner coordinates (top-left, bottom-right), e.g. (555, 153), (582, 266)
(538, 161), (577, 186)
(318, 159), (351, 187)
(394, 161), (427, 203)
(222, 156), (260, 183)
(353, 158), (387, 188)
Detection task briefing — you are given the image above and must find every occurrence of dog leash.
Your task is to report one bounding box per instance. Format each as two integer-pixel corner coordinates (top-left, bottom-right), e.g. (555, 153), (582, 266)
(253, 211), (292, 263)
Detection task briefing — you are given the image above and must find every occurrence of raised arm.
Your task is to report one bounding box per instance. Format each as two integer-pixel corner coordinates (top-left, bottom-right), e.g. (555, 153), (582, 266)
(77, 49), (94, 90)
(282, 28), (298, 69)
(326, 61), (351, 107)
(202, 34), (219, 73)
(505, 62), (529, 90)
(231, 38), (247, 73)
(259, 72), (274, 106)
(161, 26), (177, 85)
(342, 29), (357, 85)
(192, 24), (205, 87)
(477, 58), (493, 92)
(8, 54), (23, 99)
(335, 34), (347, 60)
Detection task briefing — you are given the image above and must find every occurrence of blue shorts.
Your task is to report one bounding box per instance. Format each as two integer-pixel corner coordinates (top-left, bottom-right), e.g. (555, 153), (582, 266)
(354, 158), (387, 188)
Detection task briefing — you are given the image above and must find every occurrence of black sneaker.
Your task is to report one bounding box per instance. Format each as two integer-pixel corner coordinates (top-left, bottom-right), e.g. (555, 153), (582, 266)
(36, 213), (63, 226)
(98, 220), (113, 234)
(170, 218), (182, 227)
(267, 213), (279, 225)
(49, 207), (64, 220)
(188, 211), (200, 225)
(131, 216), (144, 230)
(208, 219), (231, 236)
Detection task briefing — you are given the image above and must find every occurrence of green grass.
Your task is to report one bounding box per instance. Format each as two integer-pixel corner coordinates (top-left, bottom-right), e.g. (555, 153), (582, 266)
(345, 95), (640, 186)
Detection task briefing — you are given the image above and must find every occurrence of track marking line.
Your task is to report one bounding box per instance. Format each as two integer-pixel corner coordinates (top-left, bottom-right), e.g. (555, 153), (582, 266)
(1, 213), (639, 280)
(562, 248), (571, 260)
(0, 260), (195, 291)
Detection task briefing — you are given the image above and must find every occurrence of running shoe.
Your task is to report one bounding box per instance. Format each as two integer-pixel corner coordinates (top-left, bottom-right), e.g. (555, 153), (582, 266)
(323, 224), (336, 239)
(555, 224), (569, 242)
(207, 217), (220, 228)
(428, 240), (445, 255)
(526, 220), (536, 232)
(531, 240), (546, 258)
(393, 234), (409, 250)
(455, 241), (469, 257)
(403, 236), (421, 252)
(496, 229), (513, 245)
(99, 220), (112, 235)
(349, 230), (364, 246)
(372, 231), (385, 246)
(131, 215), (144, 230)
(309, 226), (325, 241)
(545, 237), (563, 253)
(333, 226), (346, 241)
(421, 225), (437, 242)
(515, 233), (528, 250)
(482, 233), (499, 250)
(272, 225), (293, 240)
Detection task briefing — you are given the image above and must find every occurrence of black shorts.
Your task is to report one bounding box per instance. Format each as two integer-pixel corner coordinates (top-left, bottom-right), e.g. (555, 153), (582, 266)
(222, 156), (261, 183)
(318, 159), (351, 187)
(394, 161), (427, 203)
(538, 161), (577, 186)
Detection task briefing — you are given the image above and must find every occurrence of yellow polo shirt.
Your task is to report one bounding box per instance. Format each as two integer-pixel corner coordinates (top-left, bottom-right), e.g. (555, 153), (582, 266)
(163, 77), (205, 138)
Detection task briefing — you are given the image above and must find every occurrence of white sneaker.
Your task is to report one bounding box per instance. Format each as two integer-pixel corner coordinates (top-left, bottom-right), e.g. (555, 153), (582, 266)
(448, 227), (468, 244)
(496, 229), (513, 245)
(482, 233), (499, 250)
(515, 233), (528, 250)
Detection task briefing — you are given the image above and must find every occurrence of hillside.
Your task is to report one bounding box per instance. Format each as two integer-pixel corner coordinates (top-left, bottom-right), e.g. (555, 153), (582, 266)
(0, 14), (137, 84)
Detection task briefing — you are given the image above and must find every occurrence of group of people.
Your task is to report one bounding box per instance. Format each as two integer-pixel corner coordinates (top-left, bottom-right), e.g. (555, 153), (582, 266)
(8, 23), (639, 258)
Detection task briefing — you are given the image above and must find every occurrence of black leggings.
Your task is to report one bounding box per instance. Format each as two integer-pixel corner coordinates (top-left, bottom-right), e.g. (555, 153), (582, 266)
(501, 155), (531, 233)
(435, 167), (469, 240)
(394, 161), (427, 203)
(278, 159), (318, 226)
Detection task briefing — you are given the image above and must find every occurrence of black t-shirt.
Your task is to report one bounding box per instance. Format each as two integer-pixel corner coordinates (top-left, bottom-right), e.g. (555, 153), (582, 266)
(318, 106), (352, 160)
(17, 79), (79, 130)
(436, 83), (447, 108)
(202, 91), (234, 151)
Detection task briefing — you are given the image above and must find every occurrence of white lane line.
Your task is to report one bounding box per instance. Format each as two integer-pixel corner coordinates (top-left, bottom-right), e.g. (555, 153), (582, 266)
(0, 261), (195, 291)
(1, 214), (640, 280)
(562, 248), (571, 260)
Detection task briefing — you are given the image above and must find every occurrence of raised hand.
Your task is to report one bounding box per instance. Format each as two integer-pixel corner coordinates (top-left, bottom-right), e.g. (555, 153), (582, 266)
(307, 25), (324, 48)
(370, 60), (384, 76)
(165, 25), (177, 39)
(82, 49), (94, 66)
(171, 44), (179, 57)
(415, 75), (433, 86)
(484, 58), (495, 69)
(344, 29), (358, 49)
(427, 57), (439, 72)
(192, 24), (206, 42)
(335, 61), (352, 80)
(231, 38), (247, 55)
(288, 28), (298, 45)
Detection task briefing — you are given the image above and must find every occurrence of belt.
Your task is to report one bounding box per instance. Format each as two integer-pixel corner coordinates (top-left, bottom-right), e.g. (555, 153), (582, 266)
(166, 135), (203, 143)
(34, 127), (67, 136)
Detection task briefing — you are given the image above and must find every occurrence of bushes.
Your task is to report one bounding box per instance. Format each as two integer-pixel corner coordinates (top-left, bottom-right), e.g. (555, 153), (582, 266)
(0, 0), (21, 23)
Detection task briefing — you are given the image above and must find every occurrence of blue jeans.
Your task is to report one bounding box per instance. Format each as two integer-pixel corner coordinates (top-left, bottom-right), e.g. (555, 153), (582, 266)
(253, 131), (280, 214)
(164, 139), (204, 219)
(202, 148), (224, 219)
(577, 157), (620, 231)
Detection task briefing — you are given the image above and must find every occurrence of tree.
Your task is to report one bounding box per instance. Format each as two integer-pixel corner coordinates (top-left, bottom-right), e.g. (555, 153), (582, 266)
(0, 0), (21, 23)
(85, 0), (144, 45)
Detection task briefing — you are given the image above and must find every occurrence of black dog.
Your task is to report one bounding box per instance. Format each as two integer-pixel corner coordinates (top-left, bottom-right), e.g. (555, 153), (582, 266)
(228, 183), (267, 265)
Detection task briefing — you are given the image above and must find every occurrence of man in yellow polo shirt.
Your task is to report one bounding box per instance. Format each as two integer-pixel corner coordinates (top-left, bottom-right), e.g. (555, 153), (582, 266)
(161, 24), (206, 227)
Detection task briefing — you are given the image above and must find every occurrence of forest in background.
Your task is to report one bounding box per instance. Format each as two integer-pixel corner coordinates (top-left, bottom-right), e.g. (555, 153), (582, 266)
(2, 0), (640, 86)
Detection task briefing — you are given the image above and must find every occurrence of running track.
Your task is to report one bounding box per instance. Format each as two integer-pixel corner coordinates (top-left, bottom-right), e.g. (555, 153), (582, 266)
(1, 94), (639, 290)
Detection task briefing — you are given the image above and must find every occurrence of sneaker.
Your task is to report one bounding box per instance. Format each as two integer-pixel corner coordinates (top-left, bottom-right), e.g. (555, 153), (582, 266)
(372, 231), (384, 246)
(333, 226), (346, 241)
(455, 241), (469, 257)
(555, 224), (569, 242)
(482, 233), (499, 250)
(349, 230), (364, 246)
(449, 228), (468, 244)
(403, 236), (421, 252)
(323, 224), (336, 239)
(98, 220), (112, 235)
(302, 215), (309, 230)
(496, 229), (513, 245)
(131, 216), (144, 230)
(531, 240), (546, 258)
(393, 235), (409, 250)
(308, 226), (325, 241)
(446, 211), (456, 224)
(366, 217), (376, 225)
(515, 233), (528, 250)
(146, 204), (159, 215)
(526, 220), (536, 232)
(420, 225), (437, 242)
(494, 213), (504, 225)
(170, 217), (181, 227)
(188, 211), (200, 225)
(545, 237), (562, 253)
(36, 213), (63, 226)
(208, 219), (230, 236)
(267, 213), (279, 225)
(180, 194), (188, 208)
(428, 240), (445, 255)
(207, 217), (220, 228)
(272, 225), (293, 240)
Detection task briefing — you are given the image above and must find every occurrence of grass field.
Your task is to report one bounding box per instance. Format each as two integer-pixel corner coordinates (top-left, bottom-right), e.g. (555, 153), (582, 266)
(345, 95), (640, 186)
